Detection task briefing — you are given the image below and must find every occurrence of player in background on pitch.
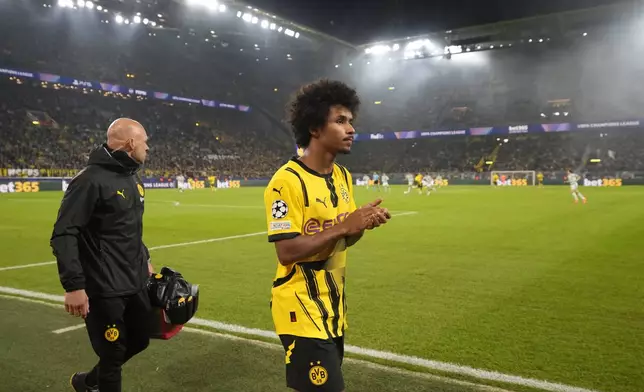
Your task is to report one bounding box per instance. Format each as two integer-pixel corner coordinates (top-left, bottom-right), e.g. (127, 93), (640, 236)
(567, 169), (587, 204)
(362, 174), (370, 190)
(381, 173), (390, 193)
(371, 172), (381, 192)
(537, 171), (544, 188)
(422, 174), (435, 196)
(435, 173), (443, 189)
(404, 173), (414, 194)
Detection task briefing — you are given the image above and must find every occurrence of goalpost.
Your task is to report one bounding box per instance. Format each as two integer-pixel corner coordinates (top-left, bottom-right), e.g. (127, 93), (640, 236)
(491, 170), (536, 186)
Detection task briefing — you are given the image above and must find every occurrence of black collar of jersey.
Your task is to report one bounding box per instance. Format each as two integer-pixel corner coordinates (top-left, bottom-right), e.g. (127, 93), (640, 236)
(290, 157), (333, 179)
(88, 144), (141, 175)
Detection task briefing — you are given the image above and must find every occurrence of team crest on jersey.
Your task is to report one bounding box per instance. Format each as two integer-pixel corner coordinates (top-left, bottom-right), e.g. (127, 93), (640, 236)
(339, 183), (350, 204)
(271, 200), (288, 219)
(308, 362), (328, 385)
(137, 183), (145, 197)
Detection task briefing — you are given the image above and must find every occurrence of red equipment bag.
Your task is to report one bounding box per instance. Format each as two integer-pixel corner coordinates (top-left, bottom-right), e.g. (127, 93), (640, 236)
(147, 267), (199, 340)
(149, 307), (184, 340)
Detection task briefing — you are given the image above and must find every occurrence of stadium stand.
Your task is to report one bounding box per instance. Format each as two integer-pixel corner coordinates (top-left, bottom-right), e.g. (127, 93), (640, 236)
(1, 0), (644, 182)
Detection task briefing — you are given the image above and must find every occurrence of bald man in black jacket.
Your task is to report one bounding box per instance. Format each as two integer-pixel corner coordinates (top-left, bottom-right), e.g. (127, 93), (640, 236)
(51, 118), (154, 392)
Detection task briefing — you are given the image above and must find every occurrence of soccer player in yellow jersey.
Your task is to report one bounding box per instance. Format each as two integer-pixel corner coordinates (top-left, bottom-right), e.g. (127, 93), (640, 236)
(414, 173), (423, 194)
(264, 80), (391, 392)
(208, 175), (216, 191)
(537, 172), (544, 187)
(492, 173), (499, 186)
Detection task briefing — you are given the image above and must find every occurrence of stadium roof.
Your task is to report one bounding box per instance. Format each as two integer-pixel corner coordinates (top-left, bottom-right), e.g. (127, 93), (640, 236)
(356, 2), (636, 61)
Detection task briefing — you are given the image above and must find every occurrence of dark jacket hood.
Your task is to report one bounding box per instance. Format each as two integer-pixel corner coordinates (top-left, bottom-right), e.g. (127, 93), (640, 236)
(88, 144), (141, 175)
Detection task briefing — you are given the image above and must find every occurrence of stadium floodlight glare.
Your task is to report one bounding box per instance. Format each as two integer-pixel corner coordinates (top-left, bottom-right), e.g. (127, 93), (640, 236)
(349, 63), (353, 67)
(142, 18), (149, 24)
(269, 23), (276, 30)
(218, 4), (226, 12)
(392, 43), (400, 51)
(150, 21), (156, 27)
(85, 1), (94, 9)
(236, 11), (242, 17)
(466, 47), (471, 52)
(261, 20), (269, 28)
(133, 15), (141, 23)
(564, 112), (569, 116)
(445, 45), (462, 54)
(528, 39), (533, 42)
(539, 38), (544, 43)
(277, 26), (283, 32)
(403, 39), (432, 59)
(251, 16), (259, 24)
(368, 45), (391, 55)
(503, 138), (509, 143)
(285, 29), (295, 37)
(77, 0), (85, 8)
(295, 32), (300, 38)
(583, 32), (588, 36)
(254, 44), (259, 47)
(115, 14), (124, 24)
(96, 5), (102, 10)
(553, 112), (560, 116)
(334, 64), (339, 68)
(242, 13), (252, 22)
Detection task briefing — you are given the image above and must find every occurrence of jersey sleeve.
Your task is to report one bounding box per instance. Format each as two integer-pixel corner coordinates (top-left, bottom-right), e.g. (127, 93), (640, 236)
(264, 174), (304, 242)
(346, 170), (357, 213)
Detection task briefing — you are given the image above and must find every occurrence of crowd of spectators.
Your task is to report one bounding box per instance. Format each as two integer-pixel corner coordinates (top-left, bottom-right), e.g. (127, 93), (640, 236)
(0, 80), (292, 179)
(3, 78), (643, 180)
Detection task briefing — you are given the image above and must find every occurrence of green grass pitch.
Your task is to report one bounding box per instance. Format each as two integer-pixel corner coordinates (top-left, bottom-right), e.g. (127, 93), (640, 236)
(0, 185), (642, 392)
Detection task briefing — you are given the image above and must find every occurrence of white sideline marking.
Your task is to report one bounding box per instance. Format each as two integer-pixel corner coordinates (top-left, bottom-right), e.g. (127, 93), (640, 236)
(148, 231), (266, 250)
(0, 261), (58, 271)
(184, 327), (513, 392)
(0, 211), (417, 272)
(0, 286), (601, 392)
(0, 293), (512, 392)
(0, 231), (265, 271)
(52, 324), (85, 334)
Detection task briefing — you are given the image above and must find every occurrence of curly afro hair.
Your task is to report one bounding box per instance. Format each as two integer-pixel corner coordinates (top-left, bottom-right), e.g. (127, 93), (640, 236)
(287, 79), (360, 148)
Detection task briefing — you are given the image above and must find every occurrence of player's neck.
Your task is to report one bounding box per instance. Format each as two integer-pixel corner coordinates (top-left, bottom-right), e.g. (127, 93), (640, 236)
(299, 146), (335, 175)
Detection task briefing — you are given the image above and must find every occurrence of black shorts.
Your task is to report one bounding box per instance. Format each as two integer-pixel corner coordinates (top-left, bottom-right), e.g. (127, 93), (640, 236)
(279, 335), (344, 392)
(373, 179), (379, 185)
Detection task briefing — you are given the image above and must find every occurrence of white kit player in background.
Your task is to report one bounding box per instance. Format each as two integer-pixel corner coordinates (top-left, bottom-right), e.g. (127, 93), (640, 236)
(381, 173), (390, 192)
(404, 173), (414, 194)
(362, 174), (371, 190)
(435, 174), (443, 188)
(567, 169), (587, 204)
(422, 174), (435, 195)
(176, 174), (186, 192)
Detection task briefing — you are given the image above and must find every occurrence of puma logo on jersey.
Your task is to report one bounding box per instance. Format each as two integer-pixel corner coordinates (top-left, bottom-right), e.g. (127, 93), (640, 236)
(116, 190), (126, 199)
(315, 197), (327, 208)
(272, 186), (283, 196)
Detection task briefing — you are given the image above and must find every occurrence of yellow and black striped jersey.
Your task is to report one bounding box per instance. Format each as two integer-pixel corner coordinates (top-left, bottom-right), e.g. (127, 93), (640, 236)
(264, 158), (356, 339)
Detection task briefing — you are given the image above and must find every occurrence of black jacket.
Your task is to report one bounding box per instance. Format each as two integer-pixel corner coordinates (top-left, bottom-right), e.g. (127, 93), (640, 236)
(51, 144), (150, 298)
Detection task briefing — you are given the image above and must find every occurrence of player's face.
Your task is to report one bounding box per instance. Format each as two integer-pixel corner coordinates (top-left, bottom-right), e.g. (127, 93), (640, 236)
(129, 130), (149, 164)
(319, 105), (355, 155)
